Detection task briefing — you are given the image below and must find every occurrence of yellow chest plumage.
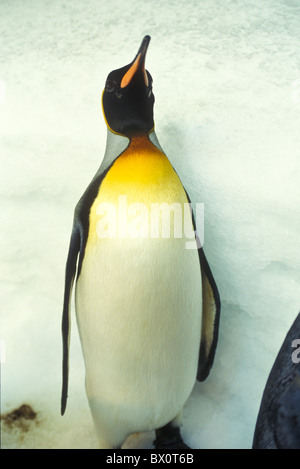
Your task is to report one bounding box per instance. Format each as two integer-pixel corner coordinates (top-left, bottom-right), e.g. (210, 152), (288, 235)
(87, 136), (189, 247)
(101, 136), (175, 186)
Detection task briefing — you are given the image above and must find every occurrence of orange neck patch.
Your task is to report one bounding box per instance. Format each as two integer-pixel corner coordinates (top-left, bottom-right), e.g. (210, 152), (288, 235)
(104, 136), (170, 186)
(120, 54), (149, 89)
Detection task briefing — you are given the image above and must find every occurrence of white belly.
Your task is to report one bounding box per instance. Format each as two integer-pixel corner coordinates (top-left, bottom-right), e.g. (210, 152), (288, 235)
(75, 235), (202, 446)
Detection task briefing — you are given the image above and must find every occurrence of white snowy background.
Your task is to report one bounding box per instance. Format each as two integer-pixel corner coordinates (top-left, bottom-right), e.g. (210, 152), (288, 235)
(1, 0), (299, 449)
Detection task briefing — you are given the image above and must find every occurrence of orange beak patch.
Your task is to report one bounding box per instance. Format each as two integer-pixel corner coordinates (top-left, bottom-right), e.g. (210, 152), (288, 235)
(120, 53), (149, 88)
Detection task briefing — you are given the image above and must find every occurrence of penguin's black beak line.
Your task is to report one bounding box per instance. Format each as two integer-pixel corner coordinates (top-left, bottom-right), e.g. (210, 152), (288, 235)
(120, 35), (151, 89)
(138, 35), (151, 58)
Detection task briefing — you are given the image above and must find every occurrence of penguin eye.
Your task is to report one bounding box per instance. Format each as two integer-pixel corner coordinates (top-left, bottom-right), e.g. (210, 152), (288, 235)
(105, 80), (123, 99)
(105, 80), (117, 92)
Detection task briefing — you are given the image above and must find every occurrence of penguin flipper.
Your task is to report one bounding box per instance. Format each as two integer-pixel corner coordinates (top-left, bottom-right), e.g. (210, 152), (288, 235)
(197, 244), (221, 382)
(61, 224), (81, 415)
(183, 189), (221, 381)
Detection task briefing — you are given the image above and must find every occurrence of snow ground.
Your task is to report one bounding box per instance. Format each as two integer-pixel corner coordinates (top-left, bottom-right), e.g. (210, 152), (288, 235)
(0, 0), (299, 449)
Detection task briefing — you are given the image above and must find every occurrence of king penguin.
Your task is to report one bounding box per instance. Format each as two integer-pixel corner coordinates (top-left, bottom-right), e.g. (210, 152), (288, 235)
(61, 35), (221, 449)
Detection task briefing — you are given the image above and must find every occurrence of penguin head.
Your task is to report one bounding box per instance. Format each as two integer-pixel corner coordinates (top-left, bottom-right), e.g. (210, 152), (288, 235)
(102, 35), (154, 137)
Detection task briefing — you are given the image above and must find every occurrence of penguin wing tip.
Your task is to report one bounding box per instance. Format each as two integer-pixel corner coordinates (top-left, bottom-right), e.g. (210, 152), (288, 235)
(61, 399), (67, 416)
(197, 367), (210, 382)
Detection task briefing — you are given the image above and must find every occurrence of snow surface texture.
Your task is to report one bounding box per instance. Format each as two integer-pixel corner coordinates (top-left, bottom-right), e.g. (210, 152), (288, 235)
(1, 0), (300, 449)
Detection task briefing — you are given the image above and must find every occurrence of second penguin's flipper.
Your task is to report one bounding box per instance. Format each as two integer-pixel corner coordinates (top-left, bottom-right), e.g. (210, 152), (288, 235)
(61, 223), (81, 416)
(197, 243), (221, 382)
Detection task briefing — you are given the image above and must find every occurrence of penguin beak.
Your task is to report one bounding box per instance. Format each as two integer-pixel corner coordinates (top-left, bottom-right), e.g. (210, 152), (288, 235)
(120, 35), (150, 89)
